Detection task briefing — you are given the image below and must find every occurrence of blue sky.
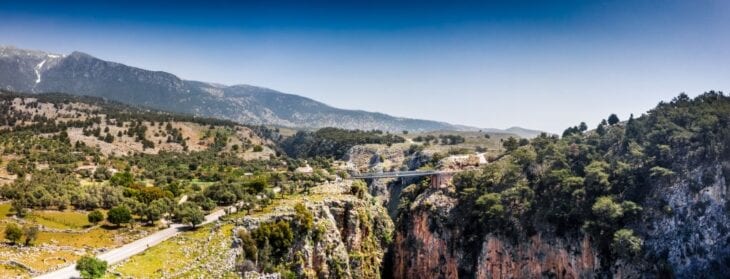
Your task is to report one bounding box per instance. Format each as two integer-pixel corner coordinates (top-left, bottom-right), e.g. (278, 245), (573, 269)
(1, 0), (729, 133)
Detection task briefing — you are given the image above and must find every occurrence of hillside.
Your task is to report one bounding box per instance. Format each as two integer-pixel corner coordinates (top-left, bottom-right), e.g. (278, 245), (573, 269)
(0, 46), (464, 132)
(389, 92), (730, 278)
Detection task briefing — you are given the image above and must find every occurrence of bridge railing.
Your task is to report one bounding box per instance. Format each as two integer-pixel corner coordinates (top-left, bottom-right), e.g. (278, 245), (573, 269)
(349, 170), (456, 179)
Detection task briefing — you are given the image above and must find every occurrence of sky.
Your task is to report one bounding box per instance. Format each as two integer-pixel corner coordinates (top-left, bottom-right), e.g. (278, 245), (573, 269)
(1, 0), (729, 133)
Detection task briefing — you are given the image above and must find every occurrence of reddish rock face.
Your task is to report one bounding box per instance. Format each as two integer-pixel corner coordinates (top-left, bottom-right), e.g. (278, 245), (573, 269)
(475, 235), (598, 279)
(392, 194), (602, 279)
(392, 211), (459, 279)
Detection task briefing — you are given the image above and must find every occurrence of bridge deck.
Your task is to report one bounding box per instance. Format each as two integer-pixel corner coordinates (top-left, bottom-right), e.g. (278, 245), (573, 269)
(350, 170), (453, 179)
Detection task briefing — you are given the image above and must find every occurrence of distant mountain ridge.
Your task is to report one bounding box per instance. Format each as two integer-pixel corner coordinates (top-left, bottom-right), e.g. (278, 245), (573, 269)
(0, 46), (542, 135)
(484, 126), (545, 138)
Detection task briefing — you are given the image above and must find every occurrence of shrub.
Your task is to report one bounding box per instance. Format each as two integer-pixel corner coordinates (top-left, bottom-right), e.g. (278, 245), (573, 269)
(252, 220), (294, 260)
(611, 229), (643, 258)
(23, 225), (39, 246)
(4, 223), (23, 244)
(350, 180), (368, 199)
(76, 256), (108, 279)
(293, 203), (314, 232)
(88, 210), (104, 225)
(107, 206), (132, 227)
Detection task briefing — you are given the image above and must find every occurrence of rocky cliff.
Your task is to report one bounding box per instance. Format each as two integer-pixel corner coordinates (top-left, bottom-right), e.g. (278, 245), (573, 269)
(386, 93), (730, 278)
(233, 182), (394, 279)
(388, 163), (728, 278)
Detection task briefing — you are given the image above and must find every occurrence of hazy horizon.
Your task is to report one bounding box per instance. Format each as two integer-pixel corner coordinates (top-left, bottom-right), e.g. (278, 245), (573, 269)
(2, 0), (729, 133)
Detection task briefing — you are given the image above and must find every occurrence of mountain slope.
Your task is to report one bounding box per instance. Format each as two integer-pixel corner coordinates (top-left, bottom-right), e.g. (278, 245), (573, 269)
(0, 46), (462, 132)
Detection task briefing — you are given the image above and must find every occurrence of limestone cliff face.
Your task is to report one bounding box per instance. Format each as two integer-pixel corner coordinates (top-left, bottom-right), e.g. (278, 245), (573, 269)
(389, 163), (729, 278)
(237, 196), (394, 279)
(638, 164), (730, 276)
(390, 188), (602, 279)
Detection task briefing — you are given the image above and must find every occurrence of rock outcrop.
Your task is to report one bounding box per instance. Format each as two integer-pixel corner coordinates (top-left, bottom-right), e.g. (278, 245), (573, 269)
(235, 195), (394, 278)
(389, 162), (729, 278)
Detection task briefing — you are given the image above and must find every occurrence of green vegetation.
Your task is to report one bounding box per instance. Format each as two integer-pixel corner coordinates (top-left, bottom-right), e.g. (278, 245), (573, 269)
(293, 203), (314, 232)
(282, 127), (405, 159)
(448, 92), (729, 265)
(4, 223), (22, 245)
(412, 134), (466, 145)
(174, 202), (205, 228)
(88, 210), (104, 225)
(23, 225), (39, 246)
(350, 180), (368, 199)
(110, 223), (236, 278)
(28, 210), (92, 229)
(76, 256), (107, 279)
(252, 220), (294, 263)
(611, 229), (643, 258)
(107, 206), (132, 227)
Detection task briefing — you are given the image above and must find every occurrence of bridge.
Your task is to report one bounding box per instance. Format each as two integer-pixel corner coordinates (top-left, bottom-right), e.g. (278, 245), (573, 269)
(350, 170), (459, 187)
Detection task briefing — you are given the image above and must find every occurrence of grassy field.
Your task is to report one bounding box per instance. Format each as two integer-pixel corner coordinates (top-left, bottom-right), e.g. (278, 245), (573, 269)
(27, 210), (92, 230)
(0, 263), (26, 278)
(109, 223), (237, 278)
(0, 206), (159, 278)
(190, 178), (216, 190)
(0, 203), (10, 217)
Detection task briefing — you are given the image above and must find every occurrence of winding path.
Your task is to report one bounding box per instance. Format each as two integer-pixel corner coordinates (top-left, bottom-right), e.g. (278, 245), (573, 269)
(34, 209), (227, 279)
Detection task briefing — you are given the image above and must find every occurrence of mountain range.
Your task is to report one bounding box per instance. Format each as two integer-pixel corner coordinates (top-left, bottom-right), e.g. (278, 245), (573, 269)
(0, 46), (541, 136)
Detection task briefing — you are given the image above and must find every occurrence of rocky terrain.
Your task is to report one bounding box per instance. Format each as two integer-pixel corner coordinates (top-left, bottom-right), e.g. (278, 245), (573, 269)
(232, 181), (394, 279)
(0, 92), (274, 157)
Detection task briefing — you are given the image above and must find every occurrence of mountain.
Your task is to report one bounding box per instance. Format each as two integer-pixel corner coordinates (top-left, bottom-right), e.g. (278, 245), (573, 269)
(481, 126), (545, 138)
(0, 46), (466, 132)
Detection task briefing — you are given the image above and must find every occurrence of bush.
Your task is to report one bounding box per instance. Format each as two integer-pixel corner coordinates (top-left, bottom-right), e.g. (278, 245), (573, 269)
(350, 180), (368, 199)
(175, 202), (205, 228)
(611, 229), (643, 258)
(252, 220), (294, 260)
(23, 225), (39, 246)
(4, 223), (23, 245)
(107, 206), (132, 227)
(76, 256), (108, 279)
(293, 203), (314, 232)
(88, 210), (104, 225)
(237, 229), (258, 262)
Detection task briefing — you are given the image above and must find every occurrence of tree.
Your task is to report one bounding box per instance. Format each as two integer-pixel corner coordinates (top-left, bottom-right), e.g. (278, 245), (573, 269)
(107, 206), (132, 227)
(75, 256), (108, 279)
(110, 171), (134, 187)
(591, 196), (623, 226)
(293, 203), (314, 232)
(579, 122), (588, 132)
(608, 114), (620, 125)
(143, 200), (167, 224)
(176, 202), (205, 228)
(87, 210), (104, 225)
(11, 199), (27, 218)
(23, 225), (39, 246)
(476, 193), (504, 222)
(612, 229), (643, 258)
(350, 180), (368, 199)
(502, 137), (519, 152)
(4, 223), (23, 245)
(237, 229), (258, 262)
